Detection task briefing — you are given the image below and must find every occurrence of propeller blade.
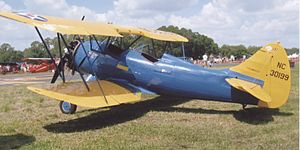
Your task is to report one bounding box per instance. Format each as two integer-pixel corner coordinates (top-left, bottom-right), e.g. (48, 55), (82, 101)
(51, 69), (60, 83)
(51, 58), (65, 83)
(71, 65), (76, 75)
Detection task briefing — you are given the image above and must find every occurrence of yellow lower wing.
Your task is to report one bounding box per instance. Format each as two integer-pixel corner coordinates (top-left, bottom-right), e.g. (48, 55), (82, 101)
(225, 78), (271, 103)
(27, 80), (142, 108)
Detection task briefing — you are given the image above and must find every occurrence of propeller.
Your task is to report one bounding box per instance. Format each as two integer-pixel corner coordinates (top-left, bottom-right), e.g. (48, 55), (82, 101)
(50, 15), (105, 97)
(50, 55), (66, 83)
(51, 15), (86, 84)
(50, 15), (109, 105)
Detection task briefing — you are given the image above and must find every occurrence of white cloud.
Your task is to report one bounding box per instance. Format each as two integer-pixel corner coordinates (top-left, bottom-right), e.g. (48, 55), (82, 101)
(0, 0), (108, 50)
(0, 1), (36, 50)
(23, 0), (102, 21)
(0, 0), (298, 50)
(114, 0), (197, 15)
(0, 1), (11, 11)
(100, 0), (199, 28)
(168, 0), (299, 48)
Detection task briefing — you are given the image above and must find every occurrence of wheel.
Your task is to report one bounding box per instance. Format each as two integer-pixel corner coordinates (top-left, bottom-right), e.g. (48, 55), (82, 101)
(59, 101), (77, 114)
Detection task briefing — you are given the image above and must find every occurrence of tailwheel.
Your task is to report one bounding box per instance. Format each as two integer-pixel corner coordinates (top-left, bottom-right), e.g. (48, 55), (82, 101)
(59, 101), (77, 114)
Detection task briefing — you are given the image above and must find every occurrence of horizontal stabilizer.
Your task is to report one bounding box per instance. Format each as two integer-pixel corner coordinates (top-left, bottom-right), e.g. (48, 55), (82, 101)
(226, 78), (271, 103)
(27, 80), (142, 108)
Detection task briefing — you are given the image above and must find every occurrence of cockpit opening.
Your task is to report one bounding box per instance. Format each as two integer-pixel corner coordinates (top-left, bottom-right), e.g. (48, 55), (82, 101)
(141, 53), (158, 63)
(106, 44), (124, 58)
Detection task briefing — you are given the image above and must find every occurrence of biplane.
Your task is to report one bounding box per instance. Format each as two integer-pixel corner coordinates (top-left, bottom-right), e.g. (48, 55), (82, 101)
(0, 12), (291, 114)
(22, 58), (56, 73)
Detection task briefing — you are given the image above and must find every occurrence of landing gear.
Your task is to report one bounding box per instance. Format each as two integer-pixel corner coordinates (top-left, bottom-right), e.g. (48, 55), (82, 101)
(242, 104), (247, 110)
(59, 101), (77, 114)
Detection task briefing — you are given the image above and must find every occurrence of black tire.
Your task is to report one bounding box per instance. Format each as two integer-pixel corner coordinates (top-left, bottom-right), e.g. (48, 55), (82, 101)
(59, 101), (77, 114)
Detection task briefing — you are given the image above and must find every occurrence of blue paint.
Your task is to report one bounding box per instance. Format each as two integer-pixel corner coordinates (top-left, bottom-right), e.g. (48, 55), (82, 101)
(74, 40), (262, 105)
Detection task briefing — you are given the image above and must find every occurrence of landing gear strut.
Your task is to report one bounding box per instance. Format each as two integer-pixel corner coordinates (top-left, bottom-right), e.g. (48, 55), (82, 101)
(59, 101), (77, 114)
(242, 104), (247, 110)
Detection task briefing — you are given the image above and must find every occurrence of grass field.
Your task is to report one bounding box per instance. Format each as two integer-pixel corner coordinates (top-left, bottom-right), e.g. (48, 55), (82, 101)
(0, 64), (298, 150)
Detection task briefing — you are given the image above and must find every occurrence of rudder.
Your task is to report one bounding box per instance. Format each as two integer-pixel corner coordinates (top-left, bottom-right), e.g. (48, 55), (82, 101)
(230, 42), (291, 108)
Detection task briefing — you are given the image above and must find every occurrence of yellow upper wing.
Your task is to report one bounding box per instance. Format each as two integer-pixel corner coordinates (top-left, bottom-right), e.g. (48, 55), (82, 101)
(0, 12), (122, 37)
(112, 25), (189, 42)
(0, 11), (188, 42)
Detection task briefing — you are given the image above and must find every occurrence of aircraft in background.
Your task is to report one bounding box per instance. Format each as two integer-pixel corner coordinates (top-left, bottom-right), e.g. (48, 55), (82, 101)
(0, 12), (291, 114)
(22, 58), (55, 73)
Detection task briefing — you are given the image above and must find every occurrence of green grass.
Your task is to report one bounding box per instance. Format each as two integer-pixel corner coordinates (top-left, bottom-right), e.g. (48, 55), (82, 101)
(0, 64), (298, 149)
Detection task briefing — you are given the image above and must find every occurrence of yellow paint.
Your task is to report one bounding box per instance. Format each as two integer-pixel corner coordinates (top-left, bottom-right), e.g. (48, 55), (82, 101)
(0, 12), (122, 37)
(0, 12), (188, 42)
(112, 25), (188, 42)
(226, 78), (271, 103)
(230, 43), (291, 108)
(116, 64), (129, 71)
(27, 80), (142, 108)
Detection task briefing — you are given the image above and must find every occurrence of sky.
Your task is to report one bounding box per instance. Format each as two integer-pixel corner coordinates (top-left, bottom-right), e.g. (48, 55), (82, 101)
(0, 0), (299, 50)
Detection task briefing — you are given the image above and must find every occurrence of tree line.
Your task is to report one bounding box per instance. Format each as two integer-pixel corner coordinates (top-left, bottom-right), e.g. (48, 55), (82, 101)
(0, 26), (298, 63)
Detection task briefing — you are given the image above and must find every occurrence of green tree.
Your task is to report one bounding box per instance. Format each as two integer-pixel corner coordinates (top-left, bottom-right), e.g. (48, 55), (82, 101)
(247, 46), (262, 55)
(0, 43), (23, 62)
(23, 41), (48, 58)
(220, 44), (256, 58)
(158, 26), (219, 59)
(285, 48), (299, 55)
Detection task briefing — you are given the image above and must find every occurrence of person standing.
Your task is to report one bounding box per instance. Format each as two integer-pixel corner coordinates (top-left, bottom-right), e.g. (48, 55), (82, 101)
(202, 53), (208, 67)
(208, 54), (214, 67)
(230, 55), (235, 63)
(242, 55), (246, 61)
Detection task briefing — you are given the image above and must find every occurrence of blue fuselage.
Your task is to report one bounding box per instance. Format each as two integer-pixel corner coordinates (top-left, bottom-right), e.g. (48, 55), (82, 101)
(75, 41), (262, 105)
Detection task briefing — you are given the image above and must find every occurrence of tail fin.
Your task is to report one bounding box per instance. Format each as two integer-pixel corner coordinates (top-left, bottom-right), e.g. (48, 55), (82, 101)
(230, 42), (291, 108)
